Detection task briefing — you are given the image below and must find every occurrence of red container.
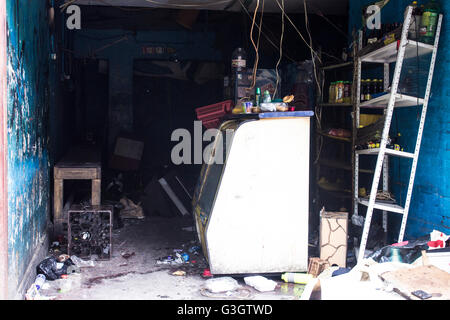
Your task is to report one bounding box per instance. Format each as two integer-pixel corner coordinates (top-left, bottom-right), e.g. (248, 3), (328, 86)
(195, 100), (233, 129)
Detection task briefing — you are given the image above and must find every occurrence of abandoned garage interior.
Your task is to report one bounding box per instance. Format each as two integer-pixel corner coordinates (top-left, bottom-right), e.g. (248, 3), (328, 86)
(0, 0), (449, 301)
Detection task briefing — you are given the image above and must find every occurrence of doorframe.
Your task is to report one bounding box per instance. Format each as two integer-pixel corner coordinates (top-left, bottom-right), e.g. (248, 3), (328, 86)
(0, 0), (8, 300)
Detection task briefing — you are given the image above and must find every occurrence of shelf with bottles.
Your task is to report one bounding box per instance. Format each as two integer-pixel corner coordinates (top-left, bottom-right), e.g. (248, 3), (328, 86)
(358, 76), (424, 108)
(358, 1), (440, 63)
(355, 132), (410, 157)
(326, 80), (353, 105)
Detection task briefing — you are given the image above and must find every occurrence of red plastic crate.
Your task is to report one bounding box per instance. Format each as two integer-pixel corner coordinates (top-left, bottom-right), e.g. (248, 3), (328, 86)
(195, 100), (233, 128)
(201, 119), (221, 129)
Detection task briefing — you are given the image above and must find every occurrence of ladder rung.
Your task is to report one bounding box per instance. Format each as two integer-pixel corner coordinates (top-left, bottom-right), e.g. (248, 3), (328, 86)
(357, 198), (404, 214)
(356, 148), (414, 158)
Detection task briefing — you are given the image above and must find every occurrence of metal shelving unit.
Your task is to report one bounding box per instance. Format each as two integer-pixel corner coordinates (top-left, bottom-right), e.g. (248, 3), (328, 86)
(352, 6), (443, 262)
(314, 59), (354, 215)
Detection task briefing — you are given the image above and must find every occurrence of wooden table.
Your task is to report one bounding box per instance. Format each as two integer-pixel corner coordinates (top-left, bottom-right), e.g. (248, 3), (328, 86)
(53, 146), (101, 235)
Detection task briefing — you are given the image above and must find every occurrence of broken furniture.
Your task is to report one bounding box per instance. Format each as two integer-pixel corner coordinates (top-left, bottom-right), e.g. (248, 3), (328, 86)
(67, 205), (113, 260)
(192, 111), (313, 274)
(53, 146), (102, 235)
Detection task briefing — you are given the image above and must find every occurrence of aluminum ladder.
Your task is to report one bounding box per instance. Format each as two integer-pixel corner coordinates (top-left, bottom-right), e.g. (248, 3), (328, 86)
(353, 6), (443, 262)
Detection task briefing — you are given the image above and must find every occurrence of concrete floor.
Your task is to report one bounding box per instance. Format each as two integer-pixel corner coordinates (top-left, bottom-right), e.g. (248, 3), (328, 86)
(38, 216), (303, 300)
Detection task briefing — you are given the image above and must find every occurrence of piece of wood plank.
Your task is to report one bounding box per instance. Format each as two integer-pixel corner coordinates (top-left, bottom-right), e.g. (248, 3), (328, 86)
(54, 166), (100, 179)
(53, 178), (64, 235)
(92, 179), (101, 205)
(380, 265), (450, 300)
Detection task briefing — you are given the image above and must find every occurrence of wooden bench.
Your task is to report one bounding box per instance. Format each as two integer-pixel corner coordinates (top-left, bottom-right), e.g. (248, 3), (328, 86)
(53, 146), (101, 236)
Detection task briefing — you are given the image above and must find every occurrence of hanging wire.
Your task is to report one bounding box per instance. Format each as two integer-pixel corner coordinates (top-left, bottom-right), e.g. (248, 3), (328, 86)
(248, 0), (260, 91)
(274, 0), (322, 64)
(273, 0), (284, 100)
(237, 0), (296, 63)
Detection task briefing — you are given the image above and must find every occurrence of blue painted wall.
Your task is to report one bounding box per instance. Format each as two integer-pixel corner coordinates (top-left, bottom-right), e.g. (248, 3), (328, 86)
(349, 0), (449, 239)
(6, 0), (52, 296)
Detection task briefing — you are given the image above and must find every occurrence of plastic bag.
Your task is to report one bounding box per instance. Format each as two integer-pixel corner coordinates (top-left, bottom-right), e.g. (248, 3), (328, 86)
(36, 256), (75, 280)
(368, 239), (429, 264)
(204, 277), (240, 293)
(244, 276), (277, 292)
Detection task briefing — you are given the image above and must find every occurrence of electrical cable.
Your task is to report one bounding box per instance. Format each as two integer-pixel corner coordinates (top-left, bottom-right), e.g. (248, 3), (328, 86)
(60, 0), (77, 11)
(272, 0), (284, 100)
(237, 0), (296, 63)
(274, 0), (321, 64)
(301, 0), (324, 164)
(247, 0), (260, 91)
(251, 0), (264, 91)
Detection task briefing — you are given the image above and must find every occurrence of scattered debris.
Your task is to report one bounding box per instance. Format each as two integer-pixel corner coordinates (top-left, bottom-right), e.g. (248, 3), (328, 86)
(156, 252), (184, 265)
(244, 276), (277, 292)
(36, 256), (75, 280)
(172, 270), (186, 276)
(204, 277), (240, 293)
(70, 255), (95, 268)
(281, 272), (314, 284)
(308, 257), (330, 278)
(380, 265), (450, 300)
(120, 197), (144, 219)
(428, 229), (449, 249)
(121, 251), (135, 260)
(368, 239), (429, 264)
(57, 254), (70, 263)
(202, 269), (213, 278)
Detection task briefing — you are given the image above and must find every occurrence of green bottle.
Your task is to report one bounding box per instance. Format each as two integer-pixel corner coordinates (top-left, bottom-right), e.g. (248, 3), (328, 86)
(419, 0), (440, 44)
(255, 87), (261, 106)
(263, 90), (271, 103)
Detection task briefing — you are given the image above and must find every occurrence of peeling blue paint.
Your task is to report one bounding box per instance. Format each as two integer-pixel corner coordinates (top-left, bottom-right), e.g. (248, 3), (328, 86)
(6, 0), (52, 295)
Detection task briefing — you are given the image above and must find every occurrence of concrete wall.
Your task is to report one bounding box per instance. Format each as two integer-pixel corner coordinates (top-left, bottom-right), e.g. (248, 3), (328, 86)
(6, 0), (53, 298)
(349, 0), (449, 239)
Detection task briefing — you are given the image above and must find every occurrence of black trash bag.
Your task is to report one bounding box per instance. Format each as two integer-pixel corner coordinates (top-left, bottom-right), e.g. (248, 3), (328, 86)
(36, 256), (75, 280)
(368, 239), (429, 264)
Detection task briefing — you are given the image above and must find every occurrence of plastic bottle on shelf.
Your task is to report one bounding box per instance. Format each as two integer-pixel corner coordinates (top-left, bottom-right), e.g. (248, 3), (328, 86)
(262, 90), (271, 103)
(364, 79), (373, 101)
(376, 79), (383, 93)
(336, 81), (344, 103)
(329, 82), (336, 103)
(231, 47), (247, 72)
(255, 87), (261, 106)
(371, 79), (377, 96)
(405, 1), (419, 39)
(343, 81), (351, 104)
(419, 0), (441, 44)
(360, 80), (366, 102)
